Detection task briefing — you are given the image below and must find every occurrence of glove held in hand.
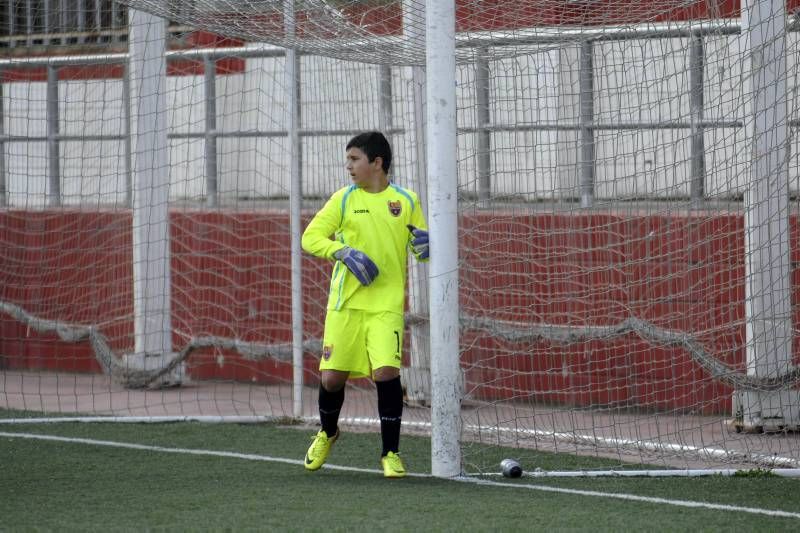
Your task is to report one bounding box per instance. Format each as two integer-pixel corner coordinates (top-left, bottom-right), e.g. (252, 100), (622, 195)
(406, 225), (429, 260)
(334, 246), (379, 286)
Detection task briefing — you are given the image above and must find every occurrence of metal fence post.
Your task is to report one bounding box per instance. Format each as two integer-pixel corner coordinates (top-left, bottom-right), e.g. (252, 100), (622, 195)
(0, 71), (6, 207)
(204, 55), (218, 207)
(47, 64), (61, 207)
(475, 47), (491, 203)
(378, 64), (393, 134)
(689, 33), (706, 203)
(579, 40), (595, 208)
(123, 62), (133, 207)
(6, 1), (14, 49)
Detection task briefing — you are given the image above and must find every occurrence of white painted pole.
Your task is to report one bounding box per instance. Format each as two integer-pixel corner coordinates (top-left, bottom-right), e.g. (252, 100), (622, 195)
(739, 0), (797, 429)
(128, 10), (175, 380)
(285, 0), (304, 418)
(403, 0), (431, 406)
(426, 0), (461, 478)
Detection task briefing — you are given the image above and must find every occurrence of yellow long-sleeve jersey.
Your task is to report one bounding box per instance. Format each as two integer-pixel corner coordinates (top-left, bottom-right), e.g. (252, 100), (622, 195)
(301, 183), (428, 313)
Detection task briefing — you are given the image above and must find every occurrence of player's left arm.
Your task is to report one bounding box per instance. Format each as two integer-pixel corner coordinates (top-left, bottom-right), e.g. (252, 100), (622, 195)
(406, 196), (429, 262)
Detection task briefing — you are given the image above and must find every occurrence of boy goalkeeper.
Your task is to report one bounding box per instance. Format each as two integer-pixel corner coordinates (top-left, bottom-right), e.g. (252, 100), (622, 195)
(300, 131), (429, 478)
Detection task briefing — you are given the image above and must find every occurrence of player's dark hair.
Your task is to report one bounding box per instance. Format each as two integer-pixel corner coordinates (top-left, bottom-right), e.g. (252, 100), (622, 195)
(346, 131), (392, 173)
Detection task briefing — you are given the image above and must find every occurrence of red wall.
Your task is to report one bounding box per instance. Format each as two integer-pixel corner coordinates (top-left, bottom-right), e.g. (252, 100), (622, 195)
(457, 212), (773, 414)
(1, 209), (798, 414)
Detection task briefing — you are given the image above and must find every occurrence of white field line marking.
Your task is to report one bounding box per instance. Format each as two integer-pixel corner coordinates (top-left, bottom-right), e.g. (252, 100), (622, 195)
(459, 477), (800, 519)
(0, 431), (426, 477)
(3, 416), (798, 469)
(2, 431), (799, 520)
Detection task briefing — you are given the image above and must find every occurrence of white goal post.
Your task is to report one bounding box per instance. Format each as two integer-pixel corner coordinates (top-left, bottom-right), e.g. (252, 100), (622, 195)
(425, 0), (461, 479)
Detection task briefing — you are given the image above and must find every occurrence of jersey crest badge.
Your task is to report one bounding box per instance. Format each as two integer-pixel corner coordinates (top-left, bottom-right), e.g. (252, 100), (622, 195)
(388, 200), (402, 217)
(322, 345), (333, 360)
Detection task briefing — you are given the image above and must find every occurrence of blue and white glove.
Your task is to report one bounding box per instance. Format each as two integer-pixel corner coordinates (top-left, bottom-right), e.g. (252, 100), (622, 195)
(407, 225), (429, 260)
(334, 246), (379, 286)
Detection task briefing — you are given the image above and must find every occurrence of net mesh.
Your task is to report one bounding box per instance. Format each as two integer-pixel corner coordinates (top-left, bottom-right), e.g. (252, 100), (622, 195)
(2, 0), (800, 473)
(110, 1), (748, 65)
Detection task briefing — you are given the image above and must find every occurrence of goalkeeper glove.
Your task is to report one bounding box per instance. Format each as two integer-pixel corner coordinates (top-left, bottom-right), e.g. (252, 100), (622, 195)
(333, 246), (379, 286)
(406, 225), (429, 260)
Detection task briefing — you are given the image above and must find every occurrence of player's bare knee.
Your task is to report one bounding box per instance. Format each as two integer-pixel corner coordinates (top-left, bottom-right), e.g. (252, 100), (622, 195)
(321, 370), (349, 392)
(372, 366), (400, 382)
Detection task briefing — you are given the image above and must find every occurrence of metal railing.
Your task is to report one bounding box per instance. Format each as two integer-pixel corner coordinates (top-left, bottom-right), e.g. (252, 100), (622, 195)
(0, 19), (797, 208)
(0, 45), (401, 207)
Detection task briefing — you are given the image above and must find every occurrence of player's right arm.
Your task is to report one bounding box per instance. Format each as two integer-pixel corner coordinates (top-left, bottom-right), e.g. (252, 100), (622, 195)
(302, 188), (380, 286)
(302, 191), (346, 260)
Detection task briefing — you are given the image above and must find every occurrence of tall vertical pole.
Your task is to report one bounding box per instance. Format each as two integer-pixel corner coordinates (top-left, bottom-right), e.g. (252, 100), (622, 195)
(122, 63), (133, 208)
(403, 0), (431, 406)
(578, 40), (595, 208)
(44, 0), (51, 46)
(285, 0), (304, 418)
(737, 0), (798, 430)
(128, 10), (176, 382)
(204, 55), (218, 208)
(475, 48), (491, 203)
(378, 64), (393, 134)
(404, 0), (431, 406)
(25, 0), (33, 47)
(0, 72), (6, 207)
(689, 33), (706, 203)
(46, 65), (61, 207)
(427, 0), (460, 478)
(112, 1), (121, 44)
(556, 44), (580, 200)
(95, 0), (102, 35)
(6, 1), (14, 49)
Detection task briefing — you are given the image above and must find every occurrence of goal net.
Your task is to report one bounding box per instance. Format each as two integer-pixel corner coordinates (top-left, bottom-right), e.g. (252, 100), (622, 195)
(1, 0), (799, 475)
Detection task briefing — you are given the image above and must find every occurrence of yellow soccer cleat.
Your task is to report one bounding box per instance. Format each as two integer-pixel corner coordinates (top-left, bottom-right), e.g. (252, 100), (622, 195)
(304, 429), (338, 471)
(380, 451), (406, 478)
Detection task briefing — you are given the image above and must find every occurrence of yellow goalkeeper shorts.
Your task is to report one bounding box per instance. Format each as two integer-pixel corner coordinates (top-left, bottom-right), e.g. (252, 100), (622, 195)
(320, 309), (404, 379)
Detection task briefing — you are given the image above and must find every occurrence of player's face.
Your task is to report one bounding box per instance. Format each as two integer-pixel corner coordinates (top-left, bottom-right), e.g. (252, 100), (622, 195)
(346, 147), (381, 187)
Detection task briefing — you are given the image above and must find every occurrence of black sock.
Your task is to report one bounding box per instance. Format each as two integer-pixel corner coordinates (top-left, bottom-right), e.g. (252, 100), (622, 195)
(319, 384), (345, 438)
(376, 376), (403, 456)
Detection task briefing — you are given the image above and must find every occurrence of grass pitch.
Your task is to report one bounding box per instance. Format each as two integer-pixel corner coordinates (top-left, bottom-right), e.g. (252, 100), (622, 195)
(1, 410), (799, 531)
